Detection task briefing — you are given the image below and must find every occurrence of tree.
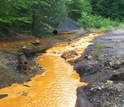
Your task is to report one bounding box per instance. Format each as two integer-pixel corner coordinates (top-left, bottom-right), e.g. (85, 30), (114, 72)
(67, 0), (92, 21)
(0, 0), (32, 29)
(0, 0), (32, 32)
(32, 0), (67, 36)
(90, 0), (124, 21)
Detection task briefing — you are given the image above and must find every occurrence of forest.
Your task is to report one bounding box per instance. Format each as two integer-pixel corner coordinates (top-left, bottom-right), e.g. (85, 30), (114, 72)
(0, 0), (124, 37)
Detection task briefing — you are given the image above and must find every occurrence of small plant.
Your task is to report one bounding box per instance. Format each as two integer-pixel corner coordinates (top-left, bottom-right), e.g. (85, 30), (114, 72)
(97, 42), (103, 50)
(0, 52), (4, 59)
(94, 51), (102, 61)
(93, 43), (103, 61)
(105, 80), (113, 86)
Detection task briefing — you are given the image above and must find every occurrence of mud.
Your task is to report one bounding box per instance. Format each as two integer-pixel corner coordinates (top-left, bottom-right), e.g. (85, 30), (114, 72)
(74, 29), (124, 107)
(0, 29), (124, 107)
(0, 30), (90, 107)
(0, 30), (85, 88)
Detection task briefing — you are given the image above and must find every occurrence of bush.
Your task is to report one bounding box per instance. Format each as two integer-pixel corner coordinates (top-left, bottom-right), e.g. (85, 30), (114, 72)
(90, 0), (124, 21)
(67, 0), (92, 21)
(0, 0), (32, 27)
(79, 12), (120, 32)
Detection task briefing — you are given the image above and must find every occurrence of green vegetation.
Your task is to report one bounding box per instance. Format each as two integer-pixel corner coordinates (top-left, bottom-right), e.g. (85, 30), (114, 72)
(0, 0), (67, 37)
(67, 0), (92, 21)
(93, 43), (103, 61)
(106, 80), (113, 87)
(0, 0), (32, 28)
(90, 0), (124, 21)
(0, 0), (124, 37)
(67, 0), (123, 32)
(32, 0), (67, 36)
(79, 13), (120, 32)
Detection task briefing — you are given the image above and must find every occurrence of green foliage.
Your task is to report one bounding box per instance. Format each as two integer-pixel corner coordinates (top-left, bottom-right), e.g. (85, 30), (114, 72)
(106, 80), (113, 86)
(0, 0), (67, 35)
(94, 51), (102, 61)
(97, 43), (103, 50)
(0, 0), (123, 36)
(79, 12), (120, 31)
(90, 0), (124, 21)
(0, 0), (32, 27)
(93, 43), (103, 61)
(67, 0), (92, 21)
(32, 0), (67, 36)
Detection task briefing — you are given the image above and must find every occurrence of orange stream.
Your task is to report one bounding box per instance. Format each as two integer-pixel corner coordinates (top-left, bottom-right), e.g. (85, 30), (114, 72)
(0, 33), (100, 107)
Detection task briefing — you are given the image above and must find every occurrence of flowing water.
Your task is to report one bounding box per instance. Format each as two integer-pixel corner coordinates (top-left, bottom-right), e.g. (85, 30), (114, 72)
(0, 33), (100, 107)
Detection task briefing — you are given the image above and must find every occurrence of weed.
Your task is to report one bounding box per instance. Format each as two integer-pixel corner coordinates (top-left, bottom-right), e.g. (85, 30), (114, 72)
(97, 43), (103, 50)
(0, 52), (5, 58)
(105, 80), (113, 87)
(94, 51), (102, 61)
(93, 43), (103, 61)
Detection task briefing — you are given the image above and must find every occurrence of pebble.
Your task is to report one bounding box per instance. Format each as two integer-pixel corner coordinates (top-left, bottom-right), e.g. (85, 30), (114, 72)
(87, 55), (92, 60)
(122, 100), (124, 103)
(22, 46), (26, 49)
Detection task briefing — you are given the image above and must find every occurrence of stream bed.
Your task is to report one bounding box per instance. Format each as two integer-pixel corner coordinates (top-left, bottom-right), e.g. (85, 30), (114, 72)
(0, 32), (98, 107)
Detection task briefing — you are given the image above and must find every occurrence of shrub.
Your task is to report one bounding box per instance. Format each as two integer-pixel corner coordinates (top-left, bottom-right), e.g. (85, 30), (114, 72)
(67, 0), (92, 21)
(79, 12), (120, 32)
(90, 0), (124, 21)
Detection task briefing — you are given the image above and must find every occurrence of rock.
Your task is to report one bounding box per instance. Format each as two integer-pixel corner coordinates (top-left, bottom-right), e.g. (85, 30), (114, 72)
(75, 96), (92, 107)
(75, 88), (93, 107)
(61, 50), (78, 59)
(0, 94), (8, 99)
(114, 83), (124, 92)
(22, 46), (26, 49)
(110, 73), (124, 81)
(122, 100), (124, 103)
(31, 39), (40, 45)
(21, 45), (51, 55)
(18, 52), (28, 73)
(87, 55), (92, 60)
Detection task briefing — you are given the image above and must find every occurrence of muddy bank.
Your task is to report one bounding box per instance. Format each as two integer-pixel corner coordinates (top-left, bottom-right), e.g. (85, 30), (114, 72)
(74, 29), (124, 107)
(0, 29), (92, 107)
(0, 29), (86, 89)
(0, 51), (45, 89)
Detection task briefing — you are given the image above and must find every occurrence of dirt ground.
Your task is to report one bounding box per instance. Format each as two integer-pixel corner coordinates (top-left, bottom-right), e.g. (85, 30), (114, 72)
(74, 29), (124, 107)
(0, 28), (124, 107)
(0, 29), (86, 89)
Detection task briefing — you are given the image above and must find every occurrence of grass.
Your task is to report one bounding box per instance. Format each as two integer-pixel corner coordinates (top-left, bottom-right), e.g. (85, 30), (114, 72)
(93, 43), (103, 61)
(0, 52), (5, 59)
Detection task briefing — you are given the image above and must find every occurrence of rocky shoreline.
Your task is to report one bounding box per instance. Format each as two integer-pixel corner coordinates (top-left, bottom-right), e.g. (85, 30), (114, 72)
(74, 29), (124, 107)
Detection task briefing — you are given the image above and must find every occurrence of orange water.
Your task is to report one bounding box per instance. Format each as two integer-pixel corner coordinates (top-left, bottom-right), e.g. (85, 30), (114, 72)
(0, 33), (100, 107)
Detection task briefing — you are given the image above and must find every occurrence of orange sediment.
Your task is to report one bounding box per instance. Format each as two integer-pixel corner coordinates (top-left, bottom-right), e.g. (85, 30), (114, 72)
(0, 33), (101, 107)
(0, 55), (86, 107)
